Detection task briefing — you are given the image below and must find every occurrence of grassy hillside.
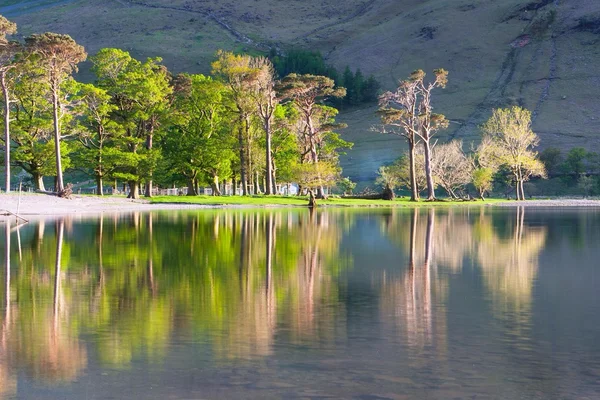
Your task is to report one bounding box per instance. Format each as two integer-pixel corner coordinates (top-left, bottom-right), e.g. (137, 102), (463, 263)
(2, 0), (600, 184)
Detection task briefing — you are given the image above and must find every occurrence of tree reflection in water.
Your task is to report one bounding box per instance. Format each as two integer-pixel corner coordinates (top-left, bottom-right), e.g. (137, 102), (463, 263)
(0, 207), (549, 390)
(380, 206), (546, 352)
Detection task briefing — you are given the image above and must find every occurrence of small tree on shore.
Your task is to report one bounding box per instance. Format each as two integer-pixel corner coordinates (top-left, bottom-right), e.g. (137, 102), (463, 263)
(293, 161), (339, 207)
(431, 140), (472, 199)
(480, 106), (546, 200)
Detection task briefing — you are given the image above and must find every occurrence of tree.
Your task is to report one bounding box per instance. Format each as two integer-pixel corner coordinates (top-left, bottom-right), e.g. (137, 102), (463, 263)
(431, 140), (472, 199)
(71, 82), (120, 195)
(92, 49), (171, 199)
(293, 161), (339, 207)
(11, 55), (55, 190)
(250, 57), (278, 194)
(25, 33), (86, 195)
(0, 15), (18, 193)
(480, 106), (546, 200)
(162, 74), (234, 195)
(472, 168), (494, 200)
(337, 177), (356, 196)
(276, 73), (346, 198)
(413, 69), (449, 200)
(212, 51), (260, 196)
(561, 147), (588, 180)
(539, 147), (562, 178)
(376, 154), (426, 198)
(377, 72), (422, 201)
(375, 163), (401, 200)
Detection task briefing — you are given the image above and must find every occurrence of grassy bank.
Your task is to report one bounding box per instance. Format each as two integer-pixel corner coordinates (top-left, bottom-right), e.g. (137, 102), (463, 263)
(149, 195), (505, 207)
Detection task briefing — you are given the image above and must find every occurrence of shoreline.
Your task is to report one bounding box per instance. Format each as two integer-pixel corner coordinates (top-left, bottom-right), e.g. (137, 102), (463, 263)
(2, 193), (600, 219)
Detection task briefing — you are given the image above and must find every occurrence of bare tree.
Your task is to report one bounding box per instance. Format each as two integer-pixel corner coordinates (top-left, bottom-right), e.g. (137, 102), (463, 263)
(430, 140), (473, 199)
(25, 33), (86, 195)
(413, 69), (449, 200)
(377, 73), (421, 201)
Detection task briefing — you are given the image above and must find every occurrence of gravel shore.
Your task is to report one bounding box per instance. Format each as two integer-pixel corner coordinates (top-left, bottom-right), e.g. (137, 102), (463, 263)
(0, 193), (214, 219)
(2, 193), (600, 220)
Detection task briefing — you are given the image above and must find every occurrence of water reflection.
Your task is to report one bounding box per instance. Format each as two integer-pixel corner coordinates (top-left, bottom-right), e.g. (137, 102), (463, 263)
(0, 207), (593, 398)
(380, 207), (547, 330)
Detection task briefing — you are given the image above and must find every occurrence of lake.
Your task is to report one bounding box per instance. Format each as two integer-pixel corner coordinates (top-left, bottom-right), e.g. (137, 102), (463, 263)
(1, 207), (600, 399)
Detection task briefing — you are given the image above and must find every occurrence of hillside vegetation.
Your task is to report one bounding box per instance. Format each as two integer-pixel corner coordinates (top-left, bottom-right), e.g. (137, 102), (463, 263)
(2, 0), (599, 183)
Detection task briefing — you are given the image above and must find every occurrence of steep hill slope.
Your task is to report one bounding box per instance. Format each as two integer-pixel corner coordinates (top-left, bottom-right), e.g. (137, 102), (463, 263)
(2, 0), (599, 183)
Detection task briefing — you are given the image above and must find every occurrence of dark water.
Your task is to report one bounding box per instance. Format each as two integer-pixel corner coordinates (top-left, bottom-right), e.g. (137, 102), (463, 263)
(1, 207), (600, 399)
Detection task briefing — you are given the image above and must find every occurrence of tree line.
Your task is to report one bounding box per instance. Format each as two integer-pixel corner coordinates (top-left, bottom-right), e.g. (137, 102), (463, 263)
(0, 15), (351, 200)
(376, 70), (547, 201)
(0, 13), (553, 203)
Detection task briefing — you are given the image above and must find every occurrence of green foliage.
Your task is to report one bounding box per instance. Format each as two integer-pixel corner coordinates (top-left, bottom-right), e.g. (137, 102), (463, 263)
(161, 74), (235, 192)
(337, 176), (356, 195)
(539, 147), (562, 177)
(473, 167), (494, 199)
(270, 49), (380, 105)
(480, 106), (546, 200)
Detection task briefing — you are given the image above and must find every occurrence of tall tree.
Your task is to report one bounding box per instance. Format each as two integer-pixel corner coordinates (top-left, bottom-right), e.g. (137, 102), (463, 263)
(0, 15), (17, 193)
(71, 82), (120, 195)
(163, 74), (234, 195)
(212, 51), (260, 196)
(413, 69), (448, 200)
(276, 73), (346, 198)
(92, 49), (171, 199)
(25, 33), (86, 195)
(250, 57), (278, 194)
(480, 106), (546, 200)
(377, 73), (421, 201)
(378, 69), (448, 201)
(11, 55), (55, 190)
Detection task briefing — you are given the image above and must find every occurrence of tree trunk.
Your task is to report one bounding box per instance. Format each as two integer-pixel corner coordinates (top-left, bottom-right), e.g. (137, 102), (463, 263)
(211, 175), (222, 196)
(2, 72), (11, 193)
(271, 159), (278, 195)
(96, 150), (104, 196)
(238, 120), (247, 195)
(96, 175), (104, 196)
(52, 87), (64, 193)
(187, 178), (197, 196)
(255, 171), (262, 194)
(408, 139), (419, 201)
(382, 184), (395, 200)
(308, 189), (317, 208)
(127, 180), (139, 199)
(519, 179), (525, 200)
(32, 172), (45, 191)
(423, 139), (436, 200)
(265, 118), (273, 195)
(145, 129), (153, 198)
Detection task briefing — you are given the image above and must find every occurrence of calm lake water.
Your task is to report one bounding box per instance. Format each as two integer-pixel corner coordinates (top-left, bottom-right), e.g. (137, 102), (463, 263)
(1, 207), (600, 399)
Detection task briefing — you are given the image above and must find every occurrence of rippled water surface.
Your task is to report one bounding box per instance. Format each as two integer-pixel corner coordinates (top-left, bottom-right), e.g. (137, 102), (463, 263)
(1, 207), (600, 399)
